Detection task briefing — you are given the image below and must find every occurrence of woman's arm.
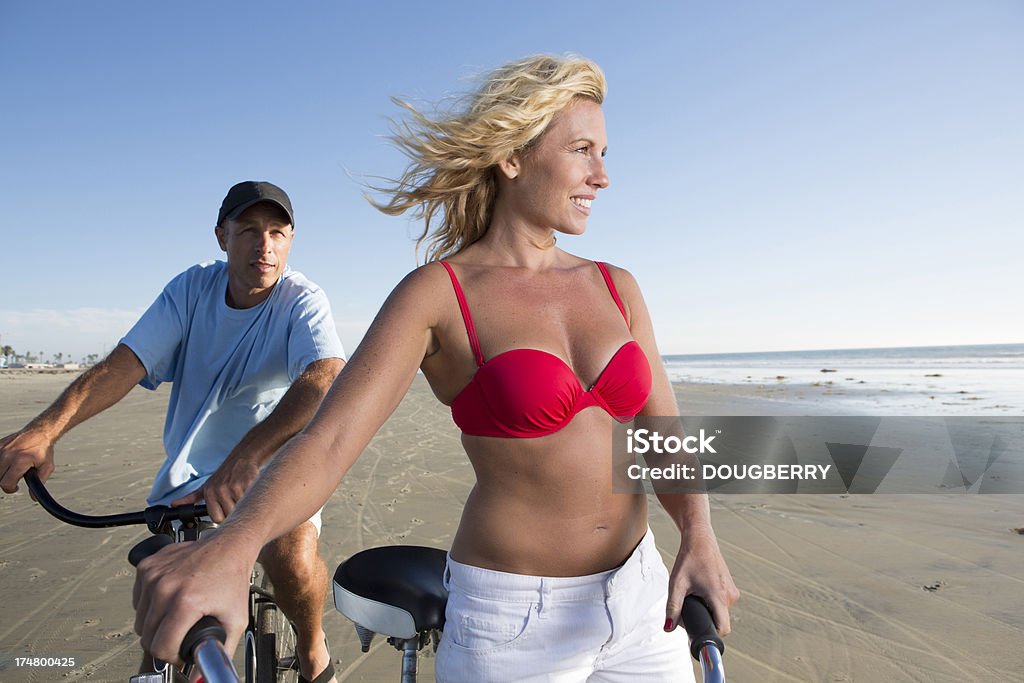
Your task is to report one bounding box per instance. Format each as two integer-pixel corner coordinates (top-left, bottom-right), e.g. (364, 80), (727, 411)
(133, 264), (450, 665)
(605, 264), (740, 635)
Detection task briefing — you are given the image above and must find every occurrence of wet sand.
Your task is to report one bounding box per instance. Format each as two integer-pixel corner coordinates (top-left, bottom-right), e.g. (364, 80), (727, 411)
(1, 370), (1022, 681)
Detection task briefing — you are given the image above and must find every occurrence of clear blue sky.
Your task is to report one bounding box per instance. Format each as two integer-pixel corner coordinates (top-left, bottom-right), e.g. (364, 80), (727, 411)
(2, 1), (1022, 360)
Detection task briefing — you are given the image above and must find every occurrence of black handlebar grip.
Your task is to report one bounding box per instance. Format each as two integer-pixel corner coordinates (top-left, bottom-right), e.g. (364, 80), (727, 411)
(682, 595), (725, 661)
(179, 615), (227, 664)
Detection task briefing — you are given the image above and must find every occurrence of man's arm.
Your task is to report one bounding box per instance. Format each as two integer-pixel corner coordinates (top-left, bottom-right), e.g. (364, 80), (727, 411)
(172, 357), (345, 521)
(0, 344), (146, 493)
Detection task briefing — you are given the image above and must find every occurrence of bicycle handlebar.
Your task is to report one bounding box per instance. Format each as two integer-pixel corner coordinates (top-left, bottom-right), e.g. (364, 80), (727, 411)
(23, 468), (208, 533)
(682, 595), (726, 683)
(22, 469), (238, 681)
(26, 467), (720, 682)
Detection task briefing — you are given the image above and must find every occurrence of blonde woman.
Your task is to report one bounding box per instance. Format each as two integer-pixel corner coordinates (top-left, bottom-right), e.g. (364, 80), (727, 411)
(135, 55), (739, 682)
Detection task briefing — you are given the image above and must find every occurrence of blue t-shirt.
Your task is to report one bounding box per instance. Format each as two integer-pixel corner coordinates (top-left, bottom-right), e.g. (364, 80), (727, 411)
(120, 260), (345, 505)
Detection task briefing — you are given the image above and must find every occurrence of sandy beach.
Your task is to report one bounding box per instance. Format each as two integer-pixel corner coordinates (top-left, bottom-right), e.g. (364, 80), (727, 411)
(1, 370), (1022, 681)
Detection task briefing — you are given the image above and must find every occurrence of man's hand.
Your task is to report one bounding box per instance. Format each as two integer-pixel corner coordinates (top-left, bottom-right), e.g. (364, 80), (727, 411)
(665, 522), (740, 636)
(0, 428), (56, 494)
(171, 453), (260, 523)
(133, 536), (253, 668)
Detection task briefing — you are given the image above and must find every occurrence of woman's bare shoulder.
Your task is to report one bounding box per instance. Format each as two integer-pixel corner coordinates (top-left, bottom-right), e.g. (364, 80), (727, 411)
(352, 261), (457, 368)
(386, 261), (454, 306)
(596, 260), (642, 295)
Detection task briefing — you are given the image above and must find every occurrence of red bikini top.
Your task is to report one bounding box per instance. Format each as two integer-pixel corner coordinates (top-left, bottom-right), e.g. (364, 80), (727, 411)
(441, 261), (652, 438)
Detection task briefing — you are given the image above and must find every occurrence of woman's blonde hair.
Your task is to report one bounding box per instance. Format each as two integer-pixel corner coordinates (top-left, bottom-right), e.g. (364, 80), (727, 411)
(370, 54), (607, 262)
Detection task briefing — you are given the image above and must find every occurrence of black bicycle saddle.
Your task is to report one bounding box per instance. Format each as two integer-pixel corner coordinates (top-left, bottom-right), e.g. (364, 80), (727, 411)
(332, 545), (448, 640)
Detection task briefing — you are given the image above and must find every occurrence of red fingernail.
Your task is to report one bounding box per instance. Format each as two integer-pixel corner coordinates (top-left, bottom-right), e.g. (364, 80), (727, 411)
(664, 617), (674, 631)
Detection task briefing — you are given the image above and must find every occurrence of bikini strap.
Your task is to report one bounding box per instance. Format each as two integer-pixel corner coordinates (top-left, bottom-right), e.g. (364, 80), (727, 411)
(595, 262), (628, 324)
(440, 261), (485, 367)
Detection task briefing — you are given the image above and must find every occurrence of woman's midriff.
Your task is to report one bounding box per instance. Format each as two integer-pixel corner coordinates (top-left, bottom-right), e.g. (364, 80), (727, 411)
(449, 409), (650, 577)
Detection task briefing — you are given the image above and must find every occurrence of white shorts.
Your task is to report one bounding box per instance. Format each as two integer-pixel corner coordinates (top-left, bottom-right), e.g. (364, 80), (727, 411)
(435, 528), (695, 683)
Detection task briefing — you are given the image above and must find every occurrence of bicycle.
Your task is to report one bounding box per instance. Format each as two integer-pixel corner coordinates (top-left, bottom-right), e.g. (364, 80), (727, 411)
(332, 545), (727, 683)
(23, 468), (297, 683)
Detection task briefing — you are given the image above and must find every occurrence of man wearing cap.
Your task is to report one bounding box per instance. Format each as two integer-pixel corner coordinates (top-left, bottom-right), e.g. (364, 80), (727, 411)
(0, 181), (343, 683)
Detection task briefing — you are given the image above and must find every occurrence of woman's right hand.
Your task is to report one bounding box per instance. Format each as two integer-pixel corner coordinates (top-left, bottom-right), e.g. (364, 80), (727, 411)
(133, 533), (256, 667)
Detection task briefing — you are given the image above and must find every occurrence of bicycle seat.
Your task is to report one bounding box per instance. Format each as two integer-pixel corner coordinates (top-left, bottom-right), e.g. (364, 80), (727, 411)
(128, 534), (174, 567)
(332, 546), (448, 640)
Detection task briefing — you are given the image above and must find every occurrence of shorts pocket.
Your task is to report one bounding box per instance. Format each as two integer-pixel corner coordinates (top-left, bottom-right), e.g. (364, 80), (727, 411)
(446, 591), (538, 653)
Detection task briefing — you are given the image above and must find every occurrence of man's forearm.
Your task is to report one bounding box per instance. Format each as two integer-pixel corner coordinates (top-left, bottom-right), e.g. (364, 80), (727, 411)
(26, 344), (146, 441)
(0, 344), (146, 492)
(231, 358), (344, 466)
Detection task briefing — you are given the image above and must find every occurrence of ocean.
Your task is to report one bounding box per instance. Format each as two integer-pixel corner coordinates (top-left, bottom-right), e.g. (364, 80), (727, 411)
(663, 343), (1024, 415)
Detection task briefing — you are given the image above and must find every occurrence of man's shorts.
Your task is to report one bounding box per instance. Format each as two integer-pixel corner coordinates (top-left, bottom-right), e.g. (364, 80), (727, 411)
(435, 528), (695, 682)
(307, 506), (323, 537)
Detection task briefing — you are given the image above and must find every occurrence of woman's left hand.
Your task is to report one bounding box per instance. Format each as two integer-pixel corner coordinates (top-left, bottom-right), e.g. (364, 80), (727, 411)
(665, 522), (740, 635)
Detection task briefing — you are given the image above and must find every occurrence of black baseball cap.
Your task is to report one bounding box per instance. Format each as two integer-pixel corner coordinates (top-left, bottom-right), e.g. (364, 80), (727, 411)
(217, 181), (294, 227)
